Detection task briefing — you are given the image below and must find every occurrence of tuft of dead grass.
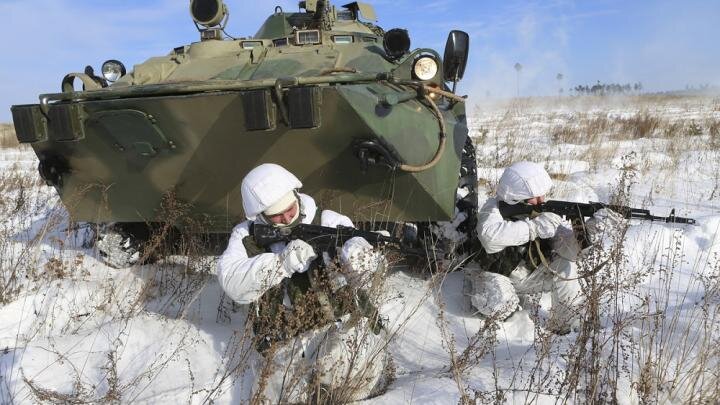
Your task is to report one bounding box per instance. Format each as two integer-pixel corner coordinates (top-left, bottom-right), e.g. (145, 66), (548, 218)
(707, 118), (720, 149)
(684, 120), (703, 136)
(615, 111), (663, 139)
(0, 124), (20, 149)
(551, 114), (611, 145)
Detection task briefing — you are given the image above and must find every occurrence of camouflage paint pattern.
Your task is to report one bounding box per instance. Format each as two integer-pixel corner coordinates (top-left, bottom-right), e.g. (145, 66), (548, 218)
(11, 2), (469, 232)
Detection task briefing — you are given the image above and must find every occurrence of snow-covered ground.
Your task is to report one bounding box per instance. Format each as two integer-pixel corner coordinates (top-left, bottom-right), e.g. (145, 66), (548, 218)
(1, 94), (719, 404)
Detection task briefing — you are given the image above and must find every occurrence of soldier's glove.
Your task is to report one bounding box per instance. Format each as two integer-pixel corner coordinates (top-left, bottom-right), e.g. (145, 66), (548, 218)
(280, 239), (317, 275)
(532, 212), (564, 239)
(553, 224), (581, 261)
(585, 208), (627, 244)
(340, 237), (385, 277)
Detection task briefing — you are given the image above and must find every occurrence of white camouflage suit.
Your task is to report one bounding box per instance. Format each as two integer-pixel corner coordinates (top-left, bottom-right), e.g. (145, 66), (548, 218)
(465, 161), (584, 332)
(217, 164), (389, 403)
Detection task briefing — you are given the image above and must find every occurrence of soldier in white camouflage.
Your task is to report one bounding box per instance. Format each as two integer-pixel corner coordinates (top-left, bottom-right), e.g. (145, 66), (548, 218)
(217, 163), (390, 403)
(465, 161), (585, 334)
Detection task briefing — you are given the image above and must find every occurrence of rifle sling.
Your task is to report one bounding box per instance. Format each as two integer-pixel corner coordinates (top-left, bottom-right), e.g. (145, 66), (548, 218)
(531, 238), (609, 281)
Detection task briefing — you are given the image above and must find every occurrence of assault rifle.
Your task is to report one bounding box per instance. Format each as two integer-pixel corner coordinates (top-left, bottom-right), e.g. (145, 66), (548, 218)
(498, 200), (696, 225)
(251, 223), (425, 256)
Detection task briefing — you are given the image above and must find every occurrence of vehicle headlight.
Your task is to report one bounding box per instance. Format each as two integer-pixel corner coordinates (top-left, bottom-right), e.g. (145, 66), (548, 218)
(413, 56), (438, 81)
(101, 60), (127, 83)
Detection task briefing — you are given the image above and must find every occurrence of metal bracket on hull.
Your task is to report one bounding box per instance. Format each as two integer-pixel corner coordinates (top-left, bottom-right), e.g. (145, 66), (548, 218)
(242, 90), (276, 130)
(48, 103), (87, 141)
(11, 105), (48, 143)
(353, 139), (401, 172)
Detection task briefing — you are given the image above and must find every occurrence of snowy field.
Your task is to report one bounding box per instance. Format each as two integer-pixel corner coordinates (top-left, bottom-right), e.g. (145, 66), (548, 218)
(1, 94), (719, 403)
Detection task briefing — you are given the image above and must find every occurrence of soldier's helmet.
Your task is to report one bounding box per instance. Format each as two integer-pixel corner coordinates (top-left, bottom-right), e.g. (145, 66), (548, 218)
(241, 163), (302, 220)
(496, 161), (552, 204)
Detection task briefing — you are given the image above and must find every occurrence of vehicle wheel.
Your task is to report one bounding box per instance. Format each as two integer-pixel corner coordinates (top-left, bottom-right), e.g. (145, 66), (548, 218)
(430, 136), (479, 261)
(95, 223), (153, 268)
(455, 135), (479, 253)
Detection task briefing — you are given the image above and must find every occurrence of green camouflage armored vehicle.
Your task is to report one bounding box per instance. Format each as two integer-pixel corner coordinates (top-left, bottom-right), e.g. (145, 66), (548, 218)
(10, 0), (474, 267)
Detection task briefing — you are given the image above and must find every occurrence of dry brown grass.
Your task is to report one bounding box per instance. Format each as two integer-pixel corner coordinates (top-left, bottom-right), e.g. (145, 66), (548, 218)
(615, 111), (663, 139)
(470, 94), (720, 403)
(551, 114), (611, 145)
(1, 168), (401, 403)
(0, 124), (19, 148)
(684, 120), (703, 136)
(662, 121), (683, 138)
(706, 118), (720, 137)
(707, 118), (720, 149)
(551, 110), (666, 143)
(475, 93), (715, 117)
(711, 97), (720, 111)
(3, 92), (719, 402)
(519, 104), (719, 173)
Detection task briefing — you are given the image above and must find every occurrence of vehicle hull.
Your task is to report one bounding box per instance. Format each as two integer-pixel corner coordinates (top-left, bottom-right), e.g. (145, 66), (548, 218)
(15, 83), (467, 232)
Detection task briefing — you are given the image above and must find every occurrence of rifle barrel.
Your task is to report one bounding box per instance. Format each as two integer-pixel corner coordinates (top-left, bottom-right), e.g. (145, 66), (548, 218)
(498, 200), (696, 225)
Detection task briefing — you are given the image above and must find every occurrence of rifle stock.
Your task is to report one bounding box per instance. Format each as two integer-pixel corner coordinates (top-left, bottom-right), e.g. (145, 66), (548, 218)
(498, 200), (696, 225)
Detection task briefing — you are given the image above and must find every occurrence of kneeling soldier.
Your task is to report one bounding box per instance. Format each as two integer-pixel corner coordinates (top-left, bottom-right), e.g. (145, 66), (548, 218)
(465, 161), (584, 334)
(217, 163), (390, 403)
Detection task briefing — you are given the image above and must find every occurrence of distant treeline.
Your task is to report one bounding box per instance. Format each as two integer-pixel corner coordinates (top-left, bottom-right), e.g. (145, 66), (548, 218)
(572, 82), (643, 96)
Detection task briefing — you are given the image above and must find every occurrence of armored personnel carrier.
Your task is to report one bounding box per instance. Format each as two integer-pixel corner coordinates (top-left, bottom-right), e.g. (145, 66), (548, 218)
(10, 0), (475, 267)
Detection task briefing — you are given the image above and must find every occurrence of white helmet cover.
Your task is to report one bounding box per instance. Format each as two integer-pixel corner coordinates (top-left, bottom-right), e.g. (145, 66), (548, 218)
(241, 163), (302, 220)
(496, 161), (553, 204)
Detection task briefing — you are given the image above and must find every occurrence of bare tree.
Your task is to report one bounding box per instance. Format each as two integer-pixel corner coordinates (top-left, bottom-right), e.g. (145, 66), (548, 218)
(514, 62), (523, 97)
(556, 73), (564, 97)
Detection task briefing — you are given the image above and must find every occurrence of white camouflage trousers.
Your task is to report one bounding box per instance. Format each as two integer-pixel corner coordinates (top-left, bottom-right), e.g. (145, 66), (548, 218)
(465, 208), (627, 330)
(513, 258), (583, 330)
(464, 258), (583, 331)
(251, 317), (389, 404)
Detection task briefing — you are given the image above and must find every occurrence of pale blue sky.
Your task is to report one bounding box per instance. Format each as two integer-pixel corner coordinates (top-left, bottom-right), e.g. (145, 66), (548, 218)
(1, 0), (718, 121)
